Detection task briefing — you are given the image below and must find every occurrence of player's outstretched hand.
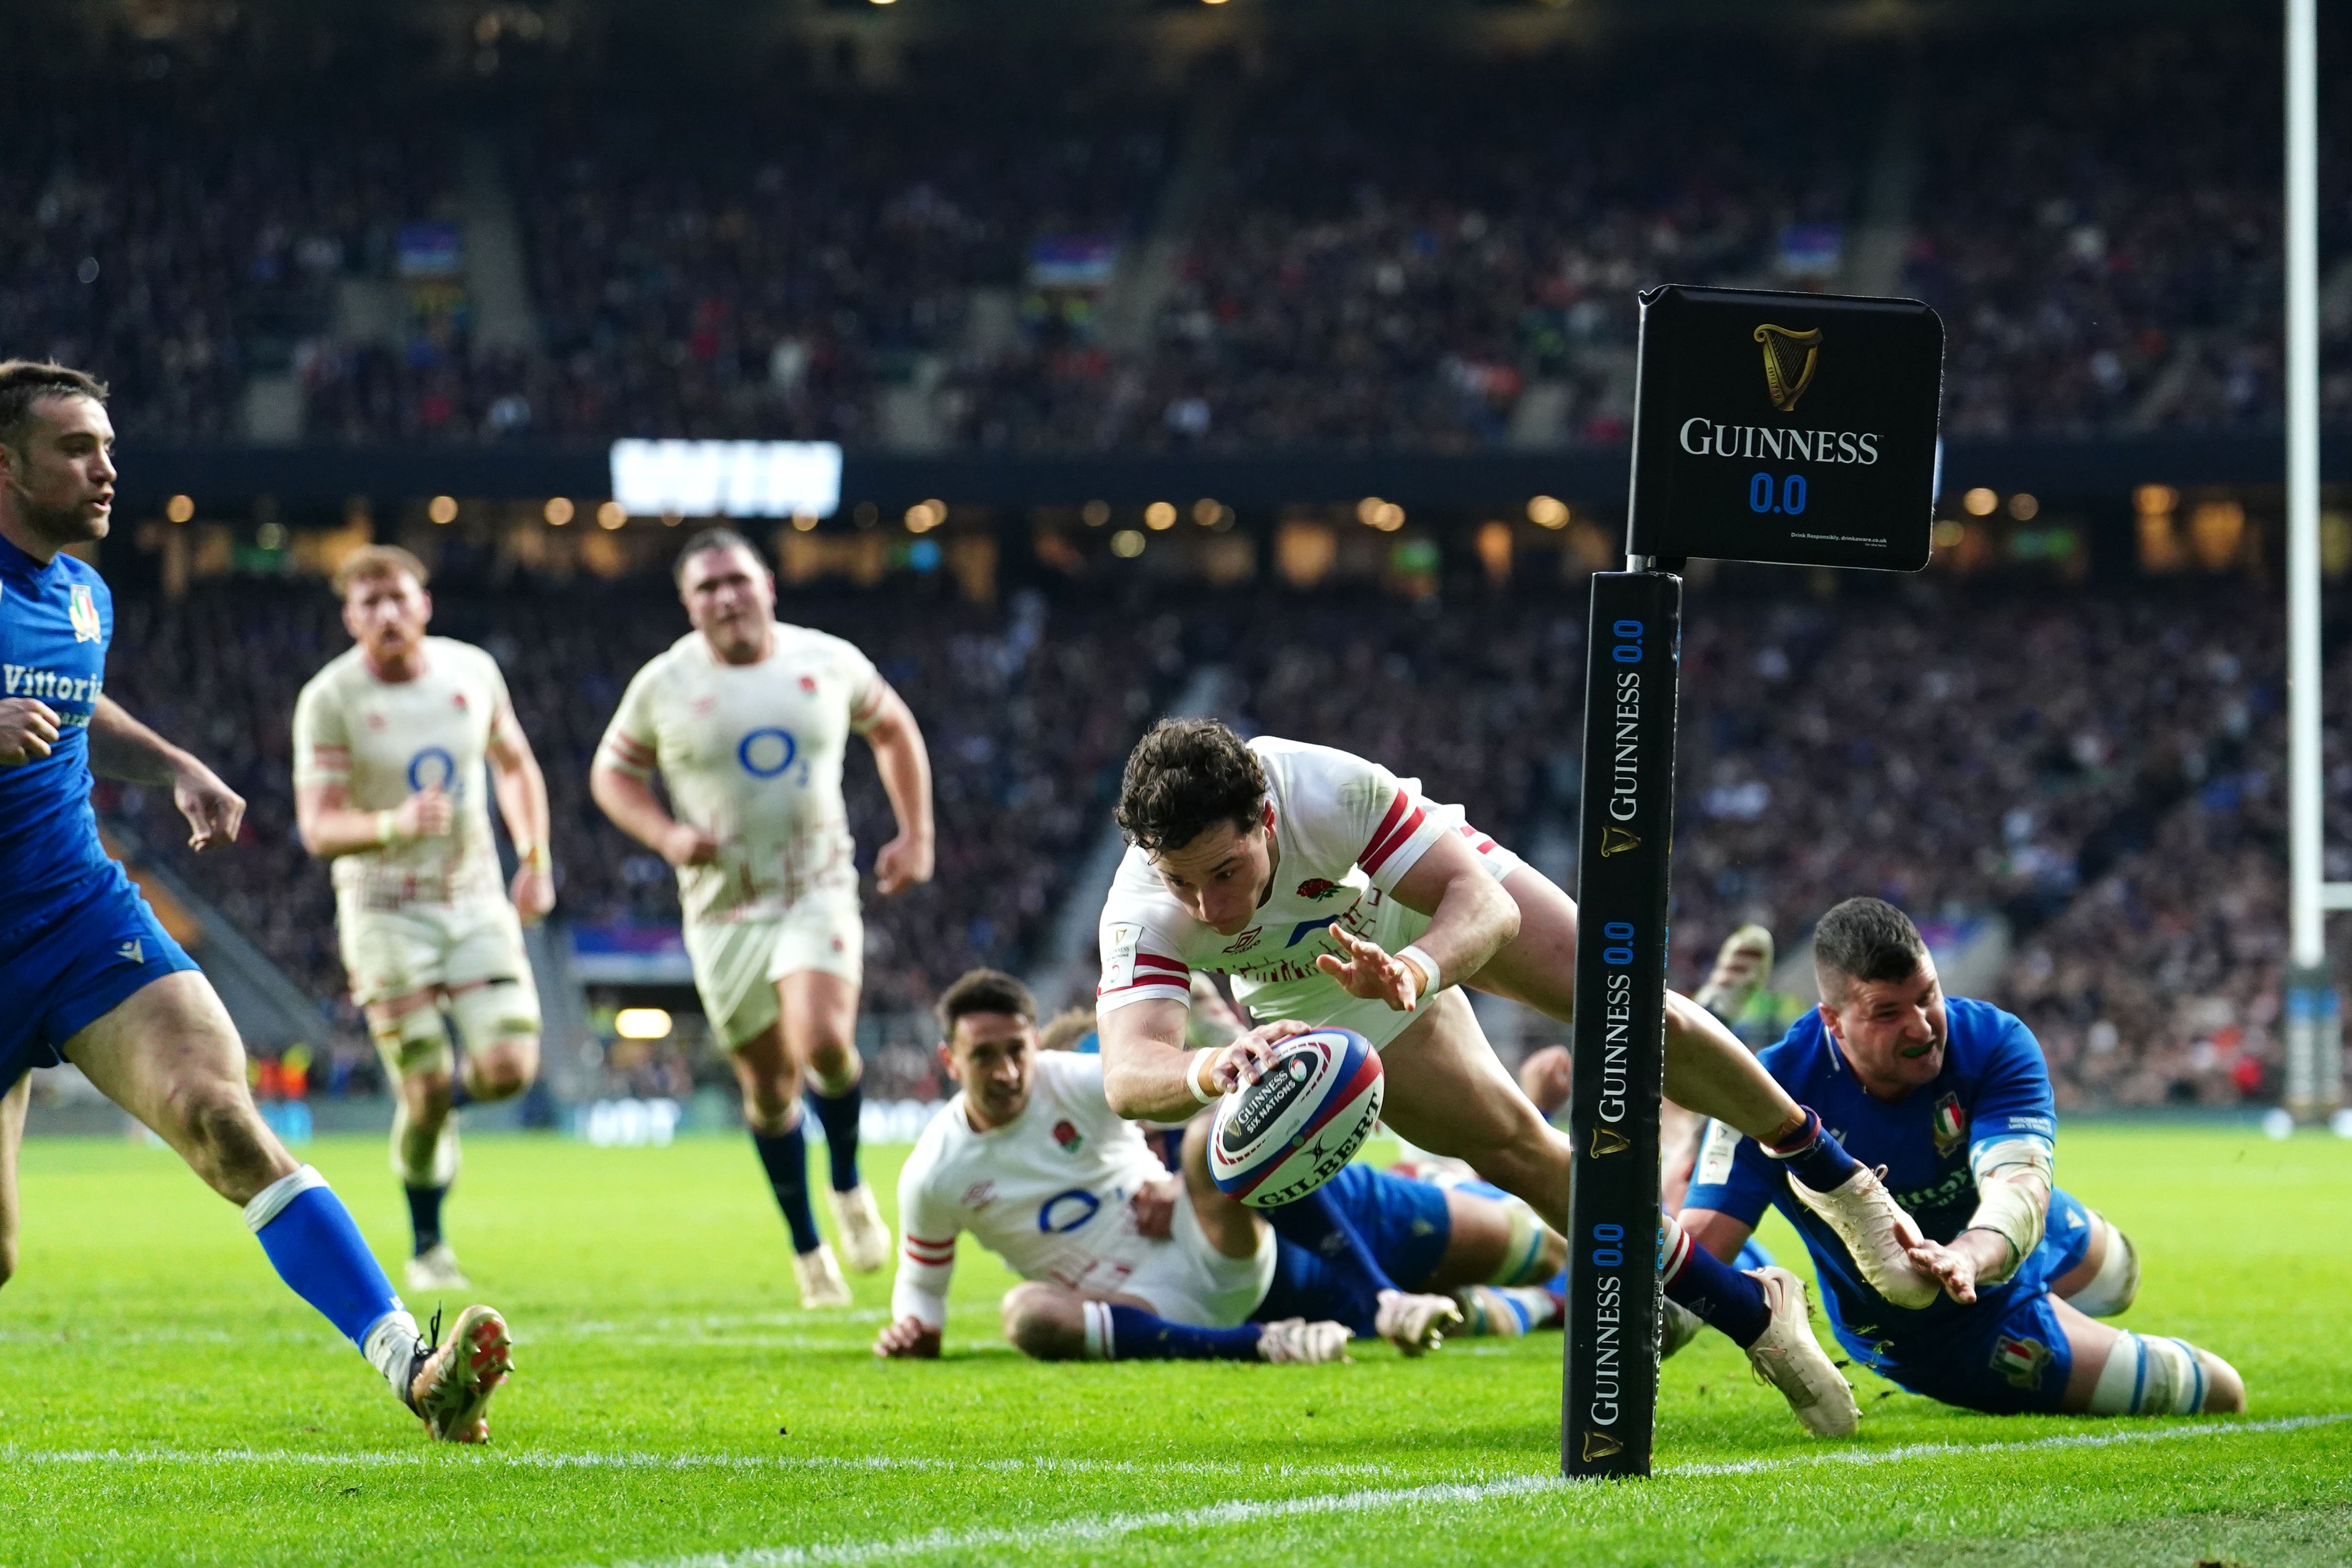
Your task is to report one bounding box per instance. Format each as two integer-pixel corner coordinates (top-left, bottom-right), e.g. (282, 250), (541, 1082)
(1905, 1234), (1983, 1305)
(1316, 927), (1422, 1012)
(0, 697), (60, 765)
(874, 1316), (942, 1358)
(394, 786), (454, 841)
(659, 821), (723, 867)
(510, 865), (556, 925)
(174, 761), (246, 852)
(874, 830), (934, 896)
(1203, 1019), (1314, 1093)
(1130, 1176), (1180, 1240)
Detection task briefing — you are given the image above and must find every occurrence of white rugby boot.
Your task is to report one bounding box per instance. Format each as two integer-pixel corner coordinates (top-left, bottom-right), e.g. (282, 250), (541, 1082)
(1787, 1163), (1939, 1309)
(1695, 924), (1774, 1018)
(1256, 1318), (1354, 1365)
(794, 1242), (855, 1309)
(405, 1243), (469, 1294)
(827, 1184), (892, 1274)
(1744, 1267), (1860, 1439)
(405, 1304), (513, 1443)
(1374, 1289), (1464, 1357)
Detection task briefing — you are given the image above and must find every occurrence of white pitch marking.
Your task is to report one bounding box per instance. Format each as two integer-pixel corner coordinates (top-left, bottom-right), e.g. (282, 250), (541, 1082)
(600, 1413), (2352, 1568)
(0, 1445), (1401, 1481)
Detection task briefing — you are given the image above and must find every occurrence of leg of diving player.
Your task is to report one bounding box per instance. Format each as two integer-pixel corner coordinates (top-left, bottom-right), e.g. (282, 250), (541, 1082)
(1468, 864), (1930, 1297)
(2050, 1296), (2243, 1415)
(731, 1019), (852, 1308)
(780, 969), (890, 1274)
(66, 974), (509, 1439)
(0, 1071), (27, 1290)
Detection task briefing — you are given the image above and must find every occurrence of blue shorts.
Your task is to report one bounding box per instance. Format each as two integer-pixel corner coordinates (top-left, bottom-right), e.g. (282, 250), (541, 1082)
(1855, 1188), (2098, 1416)
(0, 869), (198, 1094)
(1252, 1164), (1453, 1324)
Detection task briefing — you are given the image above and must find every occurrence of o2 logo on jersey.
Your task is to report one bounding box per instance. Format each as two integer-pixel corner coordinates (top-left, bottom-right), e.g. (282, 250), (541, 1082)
(737, 727), (799, 778)
(1035, 1188), (1101, 1235)
(407, 747), (459, 794)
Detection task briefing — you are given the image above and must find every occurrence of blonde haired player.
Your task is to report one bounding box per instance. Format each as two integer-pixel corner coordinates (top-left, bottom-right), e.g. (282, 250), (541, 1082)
(591, 528), (934, 1307)
(293, 544), (554, 1293)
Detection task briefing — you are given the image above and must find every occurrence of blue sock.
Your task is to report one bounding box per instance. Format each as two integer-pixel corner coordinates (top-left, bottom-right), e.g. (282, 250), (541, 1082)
(1662, 1220), (1770, 1348)
(1262, 1187), (1397, 1330)
(1103, 1304), (1264, 1361)
(751, 1124), (823, 1254)
(805, 1079), (864, 1194)
(404, 1184), (446, 1256)
(246, 1171), (405, 1348)
(1762, 1107), (1864, 1192)
(447, 1075), (474, 1111)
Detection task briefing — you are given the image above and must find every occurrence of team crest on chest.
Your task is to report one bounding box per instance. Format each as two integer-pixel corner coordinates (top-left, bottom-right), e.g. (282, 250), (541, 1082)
(1990, 1333), (2054, 1390)
(798, 674), (817, 694)
(452, 691), (469, 712)
(1295, 878), (1340, 900)
(1052, 1119), (1083, 1154)
(68, 583), (101, 643)
(1930, 1092), (1968, 1158)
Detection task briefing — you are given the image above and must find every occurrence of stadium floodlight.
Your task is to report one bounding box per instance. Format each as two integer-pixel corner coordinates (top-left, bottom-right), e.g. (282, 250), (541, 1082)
(608, 440), (843, 521)
(1565, 284), (1942, 1480)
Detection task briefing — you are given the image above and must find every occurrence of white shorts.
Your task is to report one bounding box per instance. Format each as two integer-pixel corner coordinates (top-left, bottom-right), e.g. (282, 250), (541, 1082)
(1121, 1192), (1279, 1329)
(1236, 827), (1525, 1052)
(339, 899), (535, 1009)
(685, 884), (864, 1049)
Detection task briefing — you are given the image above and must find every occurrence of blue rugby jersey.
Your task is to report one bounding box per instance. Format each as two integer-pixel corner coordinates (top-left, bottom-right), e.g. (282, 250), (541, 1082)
(0, 531), (116, 925)
(1682, 996), (2059, 1356)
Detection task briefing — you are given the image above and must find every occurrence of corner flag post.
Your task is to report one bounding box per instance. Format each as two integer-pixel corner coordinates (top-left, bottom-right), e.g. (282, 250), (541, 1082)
(1562, 284), (1942, 1480)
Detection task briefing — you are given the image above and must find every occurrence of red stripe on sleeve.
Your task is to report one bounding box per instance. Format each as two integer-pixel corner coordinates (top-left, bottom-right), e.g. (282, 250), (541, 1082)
(1357, 789), (1411, 867)
(1360, 804), (1428, 874)
(1133, 953), (1189, 977)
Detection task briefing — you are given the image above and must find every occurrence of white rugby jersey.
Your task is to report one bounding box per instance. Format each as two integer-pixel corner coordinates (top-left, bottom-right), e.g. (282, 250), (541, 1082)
(1095, 737), (1472, 1031)
(292, 637), (511, 911)
(595, 622), (883, 924)
(892, 1052), (1176, 1330)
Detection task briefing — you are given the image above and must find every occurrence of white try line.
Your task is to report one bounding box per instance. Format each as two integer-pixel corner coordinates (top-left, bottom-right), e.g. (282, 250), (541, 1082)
(0, 1445), (1401, 1481)
(597, 1413), (2352, 1568)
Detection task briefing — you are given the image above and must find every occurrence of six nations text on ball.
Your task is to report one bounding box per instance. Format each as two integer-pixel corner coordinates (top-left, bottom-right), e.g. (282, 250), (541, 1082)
(1564, 284), (1944, 1479)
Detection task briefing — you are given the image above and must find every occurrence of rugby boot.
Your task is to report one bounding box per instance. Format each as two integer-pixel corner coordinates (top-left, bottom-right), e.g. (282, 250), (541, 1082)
(1256, 1318), (1354, 1365)
(404, 1242), (469, 1294)
(1788, 1163), (1939, 1309)
(1660, 1296), (1704, 1359)
(1374, 1288), (1464, 1357)
(827, 1183), (892, 1274)
(794, 1242), (855, 1309)
(406, 1304), (513, 1443)
(1744, 1267), (1859, 1439)
(1695, 924), (1774, 1020)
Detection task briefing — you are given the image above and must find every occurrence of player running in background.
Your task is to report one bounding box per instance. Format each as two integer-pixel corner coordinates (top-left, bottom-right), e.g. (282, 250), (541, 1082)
(294, 545), (554, 1292)
(874, 971), (1562, 1365)
(593, 528), (933, 1307)
(1678, 897), (2245, 1418)
(0, 362), (508, 1441)
(1094, 721), (1877, 1434)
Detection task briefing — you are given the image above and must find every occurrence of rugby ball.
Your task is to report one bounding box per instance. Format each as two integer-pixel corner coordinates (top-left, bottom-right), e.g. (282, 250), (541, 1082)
(1208, 1029), (1384, 1208)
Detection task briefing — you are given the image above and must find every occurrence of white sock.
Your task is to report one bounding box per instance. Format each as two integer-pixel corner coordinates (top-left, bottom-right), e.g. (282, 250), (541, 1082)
(362, 1309), (426, 1398)
(1081, 1300), (1114, 1361)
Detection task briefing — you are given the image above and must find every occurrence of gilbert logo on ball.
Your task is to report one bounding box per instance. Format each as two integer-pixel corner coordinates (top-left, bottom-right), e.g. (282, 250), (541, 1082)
(1208, 1029), (1384, 1209)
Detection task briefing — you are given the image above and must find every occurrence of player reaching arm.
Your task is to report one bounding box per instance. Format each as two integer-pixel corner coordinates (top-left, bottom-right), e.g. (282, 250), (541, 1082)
(591, 528), (933, 1307)
(0, 362), (507, 1441)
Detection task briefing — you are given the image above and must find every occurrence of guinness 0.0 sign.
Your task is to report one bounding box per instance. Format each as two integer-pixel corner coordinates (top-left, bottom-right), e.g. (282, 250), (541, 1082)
(1625, 285), (1943, 571)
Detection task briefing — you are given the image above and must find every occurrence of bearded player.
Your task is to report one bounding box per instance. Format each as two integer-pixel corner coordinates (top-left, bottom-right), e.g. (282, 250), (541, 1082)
(1679, 898), (2244, 1419)
(593, 528), (933, 1307)
(0, 362), (507, 1440)
(1094, 720), (1912, 1435)
(293, 544), (555, 1292)
(875, 971), (1561, 1366)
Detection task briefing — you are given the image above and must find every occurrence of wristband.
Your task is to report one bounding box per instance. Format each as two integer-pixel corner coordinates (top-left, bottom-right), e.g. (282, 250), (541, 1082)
(373, 809), (399, 846)
(1395, 944), (1439, 999)
(1185, 1047), (1221, 1106)
(518, 842), (552, 873)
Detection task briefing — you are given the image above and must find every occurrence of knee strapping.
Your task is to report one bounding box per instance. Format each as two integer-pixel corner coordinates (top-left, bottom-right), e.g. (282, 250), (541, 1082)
(371, 1006), (453, 1078)
(2089, 1332), (2215, 1415)
(448, 980), (539, 1056)
(2070, 1216), (2140, 1318)
(1486, 1199), (1557, 1287)
(388, 1097), (461, 1189)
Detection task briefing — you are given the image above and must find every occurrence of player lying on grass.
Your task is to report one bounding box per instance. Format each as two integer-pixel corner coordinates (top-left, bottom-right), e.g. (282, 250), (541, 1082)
(1677, 896), (2245, 1417)
(0, 362), (508, 1441)
(1091, 720), (1879, 1432)
(294, 544), (555, 1294)
(874, 970), (1565, 1364)
(592, 528), (934, 1307)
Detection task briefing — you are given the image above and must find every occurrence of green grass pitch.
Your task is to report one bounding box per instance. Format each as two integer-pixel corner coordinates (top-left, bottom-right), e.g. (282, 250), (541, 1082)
(0, 1123), (2346, 1567)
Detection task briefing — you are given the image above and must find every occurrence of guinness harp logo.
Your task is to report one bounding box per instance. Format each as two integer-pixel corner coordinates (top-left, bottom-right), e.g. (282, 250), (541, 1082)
(1581, 1430), (1625, 1462)
(1600, 825), (1642, 858)
(1590, 1126), (1631, 1158)
(1754, 323), (1822, 412)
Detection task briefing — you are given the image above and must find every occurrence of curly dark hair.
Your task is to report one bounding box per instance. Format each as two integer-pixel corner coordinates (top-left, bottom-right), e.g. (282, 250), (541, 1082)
(1115, 718), (1268, 853)
(1811, 896), (1930, 1002)
(936, 967), (1036, 1038)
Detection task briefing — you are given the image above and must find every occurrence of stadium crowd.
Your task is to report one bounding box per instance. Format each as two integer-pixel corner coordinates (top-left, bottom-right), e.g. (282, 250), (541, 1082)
(3, 17), (2342, 452)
